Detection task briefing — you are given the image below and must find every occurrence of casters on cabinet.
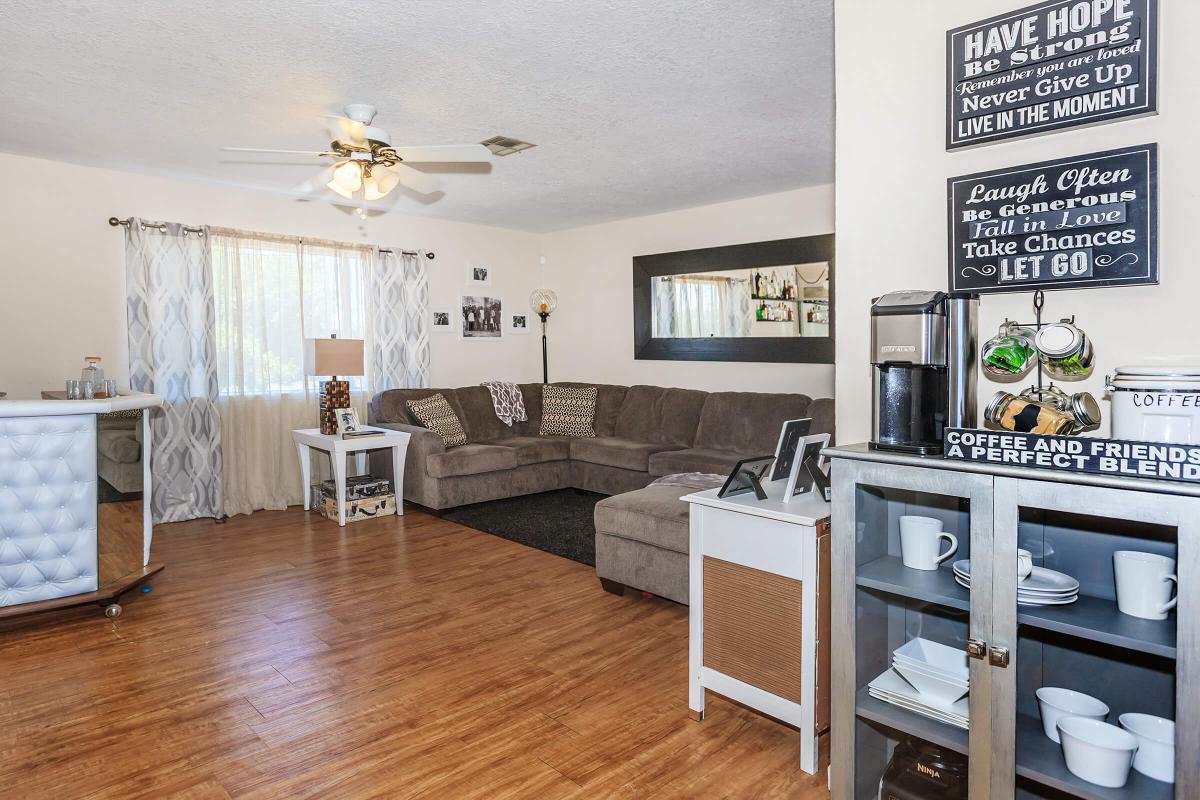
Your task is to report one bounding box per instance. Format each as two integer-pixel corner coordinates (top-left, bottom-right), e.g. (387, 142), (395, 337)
(104, 603), (122, 619)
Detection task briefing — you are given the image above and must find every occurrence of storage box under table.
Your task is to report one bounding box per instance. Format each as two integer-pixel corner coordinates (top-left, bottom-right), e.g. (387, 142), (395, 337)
(317, 494), (396, 523)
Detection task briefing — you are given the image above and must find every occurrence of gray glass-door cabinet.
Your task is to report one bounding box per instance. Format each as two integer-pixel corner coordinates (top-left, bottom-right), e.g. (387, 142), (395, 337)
(827, 444), (1197, 800)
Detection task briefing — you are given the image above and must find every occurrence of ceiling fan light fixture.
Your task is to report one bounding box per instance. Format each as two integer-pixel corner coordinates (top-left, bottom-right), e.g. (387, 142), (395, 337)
(326, 176), (355, 200)
(332, 160), (362, 192)
(363, 173), (386, 201)
(372, 168), (401, 196)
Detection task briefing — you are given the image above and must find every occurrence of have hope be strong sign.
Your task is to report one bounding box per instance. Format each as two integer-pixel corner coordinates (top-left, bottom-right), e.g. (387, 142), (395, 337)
(947, 0), (1157, 148)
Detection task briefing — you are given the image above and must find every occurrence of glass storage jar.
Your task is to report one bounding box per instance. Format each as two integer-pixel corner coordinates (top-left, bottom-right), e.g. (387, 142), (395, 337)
(985, 390), (1075, 435)
(982, 323), (1037, 377)
(1035, 322), (1094, 380)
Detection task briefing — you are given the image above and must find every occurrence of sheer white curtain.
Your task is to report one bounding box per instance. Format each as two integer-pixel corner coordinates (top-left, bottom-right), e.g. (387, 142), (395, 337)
(212, 230), (372, 516)
(652, 275), (751, 337)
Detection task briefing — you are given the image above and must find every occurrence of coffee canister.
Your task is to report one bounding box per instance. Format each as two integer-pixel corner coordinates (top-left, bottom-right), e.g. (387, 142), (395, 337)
(1035, 321), (1094, 380)
(1107, 366), (1200, 444)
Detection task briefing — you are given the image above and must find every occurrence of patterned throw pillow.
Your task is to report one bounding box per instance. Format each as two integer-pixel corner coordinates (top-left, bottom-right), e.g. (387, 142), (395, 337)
(540, 385), (597, 438)
(407, 393), (468, 447)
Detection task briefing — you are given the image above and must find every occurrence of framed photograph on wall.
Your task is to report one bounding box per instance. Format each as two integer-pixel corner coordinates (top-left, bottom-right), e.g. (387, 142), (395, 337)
(461, 295), (503, 339)
(769, 418), (813, 482)
(467, 264), (491, 287)
(783, 433), (830, 502)
(508, 313), (531, 334)
(431, 308), (454, 334)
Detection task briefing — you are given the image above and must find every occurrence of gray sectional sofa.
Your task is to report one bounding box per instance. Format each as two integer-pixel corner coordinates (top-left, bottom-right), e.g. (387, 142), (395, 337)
(368, 382), (834, 603)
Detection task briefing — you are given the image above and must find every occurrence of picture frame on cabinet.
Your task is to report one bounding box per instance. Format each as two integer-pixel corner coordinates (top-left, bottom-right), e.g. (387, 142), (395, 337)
(784, 433), (829, 502)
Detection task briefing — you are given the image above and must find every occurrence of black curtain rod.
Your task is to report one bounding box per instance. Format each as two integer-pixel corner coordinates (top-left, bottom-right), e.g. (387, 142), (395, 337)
(108, 217), (434, 259)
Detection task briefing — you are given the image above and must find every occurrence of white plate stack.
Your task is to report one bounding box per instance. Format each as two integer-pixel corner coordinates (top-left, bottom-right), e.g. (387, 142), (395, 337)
(953, 559), (1079, 606)
(868, 638), (970, 730)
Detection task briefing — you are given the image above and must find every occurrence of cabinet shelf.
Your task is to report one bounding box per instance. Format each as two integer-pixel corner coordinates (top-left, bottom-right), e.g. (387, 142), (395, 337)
(855, 555), (969, 612)
(855, 688), (968, 756)
(1015, 713), (1172, 800)
(1018, 595), (1176, 659)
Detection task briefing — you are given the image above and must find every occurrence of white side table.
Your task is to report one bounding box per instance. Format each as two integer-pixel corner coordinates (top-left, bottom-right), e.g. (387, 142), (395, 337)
(291, 427), (411, 527)
(683, 483), (832, 775)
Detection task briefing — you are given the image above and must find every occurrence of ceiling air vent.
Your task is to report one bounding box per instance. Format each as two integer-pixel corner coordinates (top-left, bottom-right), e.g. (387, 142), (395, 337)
(480, 135), (536, 156)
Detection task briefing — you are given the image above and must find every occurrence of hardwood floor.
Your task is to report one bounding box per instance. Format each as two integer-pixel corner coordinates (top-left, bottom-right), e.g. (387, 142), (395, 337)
(0, 506), (831, 799)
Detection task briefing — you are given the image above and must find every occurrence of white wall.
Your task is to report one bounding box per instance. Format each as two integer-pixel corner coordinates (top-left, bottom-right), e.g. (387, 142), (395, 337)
(537, 185), (836, 396)
(0, 152), (543, 399)
(835, 0), (1199, 443)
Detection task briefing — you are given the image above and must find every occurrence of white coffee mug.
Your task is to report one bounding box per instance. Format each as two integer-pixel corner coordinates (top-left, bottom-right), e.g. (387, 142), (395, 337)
(1114, 550), (1178, 621)
(900, 515), (958, 571)
(1017, 548), (1034, 583)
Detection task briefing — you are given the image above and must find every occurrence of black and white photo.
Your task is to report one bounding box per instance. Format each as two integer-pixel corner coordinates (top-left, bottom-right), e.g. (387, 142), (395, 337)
(508, 313), (530, 334)
(335, 408), (360, 436)
(431, 308), (453, 333)
(467, 264), (491, 287)
(461, 295), (503, 338)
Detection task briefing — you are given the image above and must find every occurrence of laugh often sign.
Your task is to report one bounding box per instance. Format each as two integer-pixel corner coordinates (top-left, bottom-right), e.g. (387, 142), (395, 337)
(948, 143), (1157, 294)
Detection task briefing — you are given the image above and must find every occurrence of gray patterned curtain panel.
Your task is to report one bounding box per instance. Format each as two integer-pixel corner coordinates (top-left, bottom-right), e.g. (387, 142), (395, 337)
(370, 249), (431, 390)
(124, 219), (224, 522)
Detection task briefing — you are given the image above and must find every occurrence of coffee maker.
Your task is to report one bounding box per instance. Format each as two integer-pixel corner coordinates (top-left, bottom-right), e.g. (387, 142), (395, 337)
(870, 290), (978, 454)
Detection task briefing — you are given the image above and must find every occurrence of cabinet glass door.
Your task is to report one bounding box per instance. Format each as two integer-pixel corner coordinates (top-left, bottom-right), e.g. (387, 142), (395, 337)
(995, 477), (1193, 800)
(833, 461), (996, 799)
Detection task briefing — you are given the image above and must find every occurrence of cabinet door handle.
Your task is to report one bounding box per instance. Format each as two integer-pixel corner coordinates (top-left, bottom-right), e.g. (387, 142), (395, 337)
(989, 646), (1010, 668)
(967, 638), (987, 659)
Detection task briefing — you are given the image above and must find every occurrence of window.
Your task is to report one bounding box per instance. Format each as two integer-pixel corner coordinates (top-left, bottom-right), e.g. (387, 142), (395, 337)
(211, 232), (372, 396)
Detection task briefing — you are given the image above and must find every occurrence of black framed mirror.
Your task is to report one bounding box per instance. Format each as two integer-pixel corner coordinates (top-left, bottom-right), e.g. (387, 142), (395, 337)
(633, 235), (834, 363)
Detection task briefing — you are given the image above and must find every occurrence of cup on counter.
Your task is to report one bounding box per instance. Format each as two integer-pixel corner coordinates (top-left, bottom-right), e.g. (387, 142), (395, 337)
(1114, 551), (1178, 621)
(66, 380), (82, 400)
(103, 379), (118, 398)
(81, 380), (95, 400)
(899, 515), (958, 571)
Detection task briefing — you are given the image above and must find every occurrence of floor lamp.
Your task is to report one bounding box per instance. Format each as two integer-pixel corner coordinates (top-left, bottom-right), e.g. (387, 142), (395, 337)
(529, 289), (558, 384)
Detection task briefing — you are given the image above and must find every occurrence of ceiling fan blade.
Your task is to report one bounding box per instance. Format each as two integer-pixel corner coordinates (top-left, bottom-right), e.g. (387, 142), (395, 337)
(327, 117), (366, 146)
(391, 164), (443, 195)
(221, 146), (332, 156)
(392, 144), (492, 163)
(293, 165), (337, 195)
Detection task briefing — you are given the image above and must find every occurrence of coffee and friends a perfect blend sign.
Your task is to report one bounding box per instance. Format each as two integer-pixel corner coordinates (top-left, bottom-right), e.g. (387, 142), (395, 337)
(947, 0), (1157, 149)
(948, 143), (1157, 293)
(945, 428), (1200, 485)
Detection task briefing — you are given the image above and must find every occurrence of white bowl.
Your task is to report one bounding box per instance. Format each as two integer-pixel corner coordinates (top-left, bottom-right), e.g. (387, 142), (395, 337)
(1120, 713), (1175, 784)
(892, 638), (969, 680)
(1057, 717), (1139, 788)
(891, 663), (969, 705)
(1036, 687), (1109, 743)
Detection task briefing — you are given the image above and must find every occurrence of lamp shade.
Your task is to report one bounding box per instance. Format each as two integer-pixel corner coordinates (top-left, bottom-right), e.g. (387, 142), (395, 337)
(529, 288), (558, 316)
(304, 337), (365, 376)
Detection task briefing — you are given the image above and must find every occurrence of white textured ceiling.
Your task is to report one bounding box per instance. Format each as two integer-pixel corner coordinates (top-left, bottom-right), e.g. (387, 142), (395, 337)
(0, 0), (833, 232)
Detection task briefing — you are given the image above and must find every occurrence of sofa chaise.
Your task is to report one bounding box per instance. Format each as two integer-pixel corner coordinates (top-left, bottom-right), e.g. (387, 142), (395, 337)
(369, 382), (834, 603)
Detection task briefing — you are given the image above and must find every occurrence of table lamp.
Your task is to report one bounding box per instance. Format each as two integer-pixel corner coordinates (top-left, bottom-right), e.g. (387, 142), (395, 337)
(305, 335), (365, 435)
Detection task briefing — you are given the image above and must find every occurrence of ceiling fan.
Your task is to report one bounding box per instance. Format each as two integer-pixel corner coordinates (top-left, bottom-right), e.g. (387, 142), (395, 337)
(221, 103), (491, 202)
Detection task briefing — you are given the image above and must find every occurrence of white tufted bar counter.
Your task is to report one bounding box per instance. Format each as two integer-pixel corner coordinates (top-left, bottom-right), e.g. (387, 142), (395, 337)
(0, 392), (162, 618)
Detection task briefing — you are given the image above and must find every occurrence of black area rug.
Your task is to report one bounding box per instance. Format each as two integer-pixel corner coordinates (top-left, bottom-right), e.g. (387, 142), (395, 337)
(443, 489), (605, 566)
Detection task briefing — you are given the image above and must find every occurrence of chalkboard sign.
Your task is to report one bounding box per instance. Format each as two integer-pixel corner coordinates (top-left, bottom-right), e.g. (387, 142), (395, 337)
(944, 428), (1200, 485)
(947, 0), (1157, 149)
(948, 143), (1157, 294)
